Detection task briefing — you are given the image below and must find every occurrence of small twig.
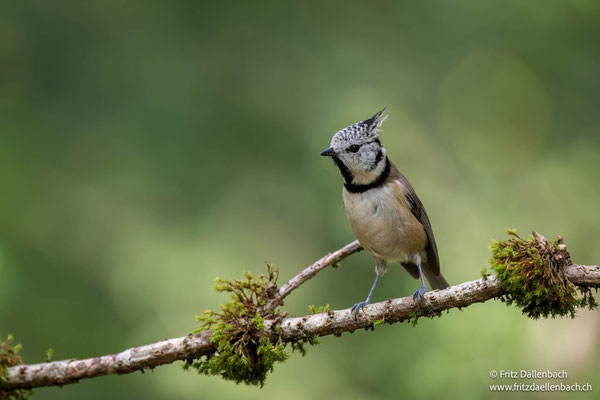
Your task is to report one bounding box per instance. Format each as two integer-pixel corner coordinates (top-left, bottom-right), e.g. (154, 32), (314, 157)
(566, 264), (600, 288)
(264, 240), (363, 312)
(4, 263), (598, 391)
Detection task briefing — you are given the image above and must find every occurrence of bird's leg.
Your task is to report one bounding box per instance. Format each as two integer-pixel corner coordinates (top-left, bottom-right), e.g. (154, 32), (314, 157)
(412, 254), (428, 303)
(351, 275), (380, 317)
(351, 260), (386, 318)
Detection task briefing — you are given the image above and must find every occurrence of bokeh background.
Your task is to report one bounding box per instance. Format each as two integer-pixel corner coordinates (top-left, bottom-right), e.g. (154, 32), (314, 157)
(1, 1), (599, 399)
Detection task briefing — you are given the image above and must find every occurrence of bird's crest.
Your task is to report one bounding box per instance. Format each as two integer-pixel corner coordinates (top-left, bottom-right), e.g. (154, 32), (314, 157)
(331, 108), (388, 145)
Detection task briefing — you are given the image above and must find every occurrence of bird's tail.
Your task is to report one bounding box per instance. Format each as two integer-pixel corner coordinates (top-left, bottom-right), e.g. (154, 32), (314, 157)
(424, 269), (450, 290)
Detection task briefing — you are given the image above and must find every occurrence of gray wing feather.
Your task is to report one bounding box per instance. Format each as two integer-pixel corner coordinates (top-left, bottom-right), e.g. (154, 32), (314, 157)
(395, 174), (441, 276)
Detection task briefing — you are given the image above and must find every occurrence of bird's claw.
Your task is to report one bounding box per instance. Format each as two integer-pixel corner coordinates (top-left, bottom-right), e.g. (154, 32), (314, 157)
(351, 300), (370, 318)
(413, 287), (427, 304)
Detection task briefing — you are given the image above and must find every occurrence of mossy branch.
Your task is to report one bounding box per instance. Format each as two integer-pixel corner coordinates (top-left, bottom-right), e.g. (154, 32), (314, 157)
(490, 230), (597, 318)
(2, 232), (599, 394)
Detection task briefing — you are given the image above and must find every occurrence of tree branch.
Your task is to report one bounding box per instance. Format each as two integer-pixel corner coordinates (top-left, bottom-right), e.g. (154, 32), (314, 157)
(3, 332), (214, 390)
(3, 243), (599, 391)
(276, 263), (599, 339)
(264, 240), (362, 312)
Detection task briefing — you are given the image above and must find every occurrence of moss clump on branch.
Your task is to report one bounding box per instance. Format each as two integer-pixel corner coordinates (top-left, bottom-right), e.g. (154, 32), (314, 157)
(184, 265), (317, 387)
(490, 229), (597, 319)
(0, 335), (32, 400)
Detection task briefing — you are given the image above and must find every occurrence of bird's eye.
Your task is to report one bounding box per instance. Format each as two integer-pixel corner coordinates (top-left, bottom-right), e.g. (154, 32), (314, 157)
(348, 144), (361, 153)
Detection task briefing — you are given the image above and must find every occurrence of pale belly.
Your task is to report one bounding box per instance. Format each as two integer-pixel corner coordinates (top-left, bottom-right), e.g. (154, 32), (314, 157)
(342, 185), (426, 263)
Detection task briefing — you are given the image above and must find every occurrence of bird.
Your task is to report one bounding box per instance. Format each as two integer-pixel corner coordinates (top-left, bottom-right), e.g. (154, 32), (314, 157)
(320, 109), (449, 316)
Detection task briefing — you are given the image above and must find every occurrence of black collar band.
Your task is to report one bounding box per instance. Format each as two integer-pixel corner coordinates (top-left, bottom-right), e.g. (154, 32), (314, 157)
(344, 157), (390, 193)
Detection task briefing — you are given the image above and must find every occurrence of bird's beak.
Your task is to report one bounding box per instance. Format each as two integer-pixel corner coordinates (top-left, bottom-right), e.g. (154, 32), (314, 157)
(320, 147), (335, 157)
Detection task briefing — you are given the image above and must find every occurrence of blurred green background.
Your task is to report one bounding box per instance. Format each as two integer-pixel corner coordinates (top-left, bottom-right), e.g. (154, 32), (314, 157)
(1, 1), (599, 399)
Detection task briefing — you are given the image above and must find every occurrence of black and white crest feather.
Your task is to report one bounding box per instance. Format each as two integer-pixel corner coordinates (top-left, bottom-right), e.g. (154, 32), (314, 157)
(329, 108), (388, 148)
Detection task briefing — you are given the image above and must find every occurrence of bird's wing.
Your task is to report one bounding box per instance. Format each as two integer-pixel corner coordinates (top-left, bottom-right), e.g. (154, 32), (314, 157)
(390, 167), (441, 276)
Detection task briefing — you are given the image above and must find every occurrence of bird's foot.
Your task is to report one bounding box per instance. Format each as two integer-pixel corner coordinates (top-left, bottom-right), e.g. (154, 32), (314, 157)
(412, 287), (427, 304)
(351, 300), (370, 318)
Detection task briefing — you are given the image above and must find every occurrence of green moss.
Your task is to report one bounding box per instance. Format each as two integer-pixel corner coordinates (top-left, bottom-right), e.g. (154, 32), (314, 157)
(1, 335), (32, 400)
(185, 264), (318, 387)
(288, 336), (319, 357)
(44, 349), (53, 363)
(490, 229), (597, 319)
(308, 304), (329, 314)
(373, 318), (386, 327)
(480, 268), (490, 280)
(408, 312), (422, 327)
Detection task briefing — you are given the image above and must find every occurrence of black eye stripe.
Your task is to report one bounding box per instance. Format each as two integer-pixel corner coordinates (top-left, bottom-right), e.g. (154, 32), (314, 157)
(346, 139), (380, 153)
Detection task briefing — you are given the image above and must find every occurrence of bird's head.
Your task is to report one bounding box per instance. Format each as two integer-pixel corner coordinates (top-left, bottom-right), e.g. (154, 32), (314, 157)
(320, 109), (388, 185)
